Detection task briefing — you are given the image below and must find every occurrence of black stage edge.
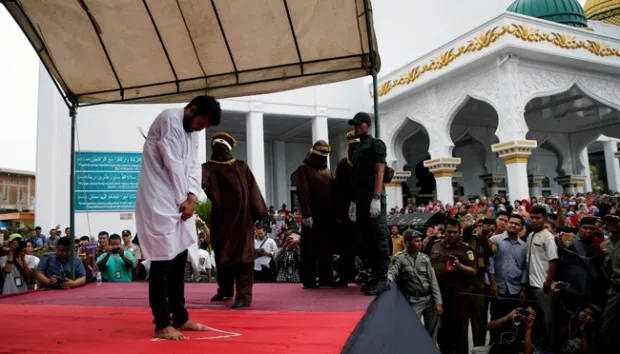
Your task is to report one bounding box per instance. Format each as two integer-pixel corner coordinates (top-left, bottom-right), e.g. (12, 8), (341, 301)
(342, 282), (440, 354)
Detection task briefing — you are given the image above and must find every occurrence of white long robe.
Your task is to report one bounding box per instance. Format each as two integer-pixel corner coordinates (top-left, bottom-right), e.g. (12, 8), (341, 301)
(135, 108), (202, 263)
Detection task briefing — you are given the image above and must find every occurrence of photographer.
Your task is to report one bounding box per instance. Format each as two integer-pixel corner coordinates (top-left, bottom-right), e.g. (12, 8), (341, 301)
(36, 236), (86, 289)
(0, 234), (32, 295)
(96, 233), (136, 282)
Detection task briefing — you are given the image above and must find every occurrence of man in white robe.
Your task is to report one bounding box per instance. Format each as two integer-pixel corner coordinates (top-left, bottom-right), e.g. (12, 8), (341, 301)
(135, 95), (221, 340)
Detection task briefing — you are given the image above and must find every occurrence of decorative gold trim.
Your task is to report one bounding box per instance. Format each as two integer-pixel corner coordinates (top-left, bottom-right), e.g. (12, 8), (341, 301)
(315, 145), (332, 153)
(492, 140), (537, 150)
(212, 132), (238, 147)
(503, 156), (529, 165)
(432, 171), (454, 178)
(374, 23), (620, 97)
(208, 158), (236, 165)
(385, 182), (402, 187)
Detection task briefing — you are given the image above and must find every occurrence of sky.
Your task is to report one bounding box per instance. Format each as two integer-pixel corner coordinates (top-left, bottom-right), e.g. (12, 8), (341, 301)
(0, 0), (589, 173)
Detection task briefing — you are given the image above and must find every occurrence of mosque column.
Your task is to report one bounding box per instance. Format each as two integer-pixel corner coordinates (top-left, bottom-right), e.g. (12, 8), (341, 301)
(423, 157), (460, 206)
(311, 114), (330, 169)
(480, 174), (506, 197)
(246, 109), (266, 197)
(492, 140), (537, 202)
(528, 174), (546, 198)
(555, 175), (587, 195)
(385, 171), (411, 209)
(604, 141), (620, 192)
(580, 148), (593, 193)
(273, 140), (288, 207)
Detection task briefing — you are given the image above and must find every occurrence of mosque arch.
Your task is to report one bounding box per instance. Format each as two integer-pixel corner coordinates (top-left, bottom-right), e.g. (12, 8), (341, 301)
(444, 94), (502, 145)
(388, 111), (434, 170)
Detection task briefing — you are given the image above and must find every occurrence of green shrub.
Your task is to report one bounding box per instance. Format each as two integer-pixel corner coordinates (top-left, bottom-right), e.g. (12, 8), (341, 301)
(195, 200), (212, 228)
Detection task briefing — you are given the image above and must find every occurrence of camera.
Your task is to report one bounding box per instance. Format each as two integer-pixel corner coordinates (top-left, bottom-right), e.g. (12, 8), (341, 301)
(448, 255), (457, 262)
(111, 247), (120, 254)
(519, 309), (531, 318)
(50, 274), (67, 289)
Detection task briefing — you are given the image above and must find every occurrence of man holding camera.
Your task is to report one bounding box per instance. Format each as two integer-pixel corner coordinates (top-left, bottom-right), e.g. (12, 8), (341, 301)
(36, 236), (86, 289)
(0, 234), (32, 295)
(96, 233), (136, 282)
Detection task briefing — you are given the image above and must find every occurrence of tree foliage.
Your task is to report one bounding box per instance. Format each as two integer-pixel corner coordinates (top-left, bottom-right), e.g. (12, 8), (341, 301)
(590, 165), (604, 192)
(195, 200), (212, 228)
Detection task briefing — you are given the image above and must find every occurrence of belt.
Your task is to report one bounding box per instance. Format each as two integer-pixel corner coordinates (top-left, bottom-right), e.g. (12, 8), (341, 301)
(408, 289), (432, 299)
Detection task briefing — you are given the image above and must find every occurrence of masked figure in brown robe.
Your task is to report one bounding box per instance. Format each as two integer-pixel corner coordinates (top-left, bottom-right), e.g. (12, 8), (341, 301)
(332, 131), (363, 286)
(294, 140), (334, 288)
(202, 132), (268, 309)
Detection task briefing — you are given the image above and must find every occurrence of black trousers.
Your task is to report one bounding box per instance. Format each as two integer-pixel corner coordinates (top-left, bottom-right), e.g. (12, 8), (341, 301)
(149, 249), (189, 331)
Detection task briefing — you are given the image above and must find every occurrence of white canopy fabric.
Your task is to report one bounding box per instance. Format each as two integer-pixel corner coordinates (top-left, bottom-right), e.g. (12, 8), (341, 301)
(3, 0), (380, 106)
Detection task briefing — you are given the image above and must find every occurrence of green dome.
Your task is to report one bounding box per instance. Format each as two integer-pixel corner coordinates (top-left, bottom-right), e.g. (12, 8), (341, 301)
(508, 0), (589, 28)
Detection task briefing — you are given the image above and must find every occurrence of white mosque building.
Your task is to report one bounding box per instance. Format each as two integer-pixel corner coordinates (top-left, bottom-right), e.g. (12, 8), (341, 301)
(35, 0), (620, 235)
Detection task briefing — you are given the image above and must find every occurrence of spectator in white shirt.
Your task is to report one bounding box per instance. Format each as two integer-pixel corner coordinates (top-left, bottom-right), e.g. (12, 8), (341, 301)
(522, 205), (559, 350)
(254, 228), (277, 282)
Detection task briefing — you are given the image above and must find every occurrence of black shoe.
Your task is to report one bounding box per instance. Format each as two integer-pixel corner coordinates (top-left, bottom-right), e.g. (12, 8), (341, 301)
(210, 293), (232, 302)
(364, 279), (390, 296)
(302, 283), (319, 289)
(231, 300), (250, 309)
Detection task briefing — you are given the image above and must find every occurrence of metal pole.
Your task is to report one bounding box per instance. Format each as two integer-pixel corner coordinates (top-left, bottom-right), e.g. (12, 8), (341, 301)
(69, 101), (77, 279)
(363, 0), (380, 138)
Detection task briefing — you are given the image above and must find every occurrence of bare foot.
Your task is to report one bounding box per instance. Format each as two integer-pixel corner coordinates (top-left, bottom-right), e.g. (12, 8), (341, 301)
(178, 320), (210, 331)
(153, 326), (187, 340)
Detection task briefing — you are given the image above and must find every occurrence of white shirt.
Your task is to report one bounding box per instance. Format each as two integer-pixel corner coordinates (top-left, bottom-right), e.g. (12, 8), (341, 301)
(525, 229), (558, 288)
(254, 237), (278, 271)
(135, 108), (202, 261)
(197, 249), (212, 271)
(26, 254), (40, 269)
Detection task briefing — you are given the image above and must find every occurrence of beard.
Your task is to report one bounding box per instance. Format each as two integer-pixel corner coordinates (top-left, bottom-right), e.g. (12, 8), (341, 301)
(183, 114), (196, 132)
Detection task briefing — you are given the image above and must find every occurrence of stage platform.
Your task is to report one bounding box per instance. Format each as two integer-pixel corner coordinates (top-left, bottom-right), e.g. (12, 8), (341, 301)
(0, 283), (371, 354)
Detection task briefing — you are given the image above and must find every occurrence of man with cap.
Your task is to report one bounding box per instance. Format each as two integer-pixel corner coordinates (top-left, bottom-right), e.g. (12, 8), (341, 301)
(202, 132), (268, 308)
(348, 112), (391, 296)
(557, 216), (604, 311)
(388, 229), (443, 343)
(0, 233), (32, 295)
(599, 212), (620, 353)
(332, 130), (363, 286)
(294, 140), (334, 288)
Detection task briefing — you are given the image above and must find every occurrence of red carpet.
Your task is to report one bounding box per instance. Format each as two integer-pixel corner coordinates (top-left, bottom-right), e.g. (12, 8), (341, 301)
(1, 283), (371, 354)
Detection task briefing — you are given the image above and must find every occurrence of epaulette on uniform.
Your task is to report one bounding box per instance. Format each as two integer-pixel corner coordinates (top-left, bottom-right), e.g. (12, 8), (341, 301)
(434, 238), (442, 243)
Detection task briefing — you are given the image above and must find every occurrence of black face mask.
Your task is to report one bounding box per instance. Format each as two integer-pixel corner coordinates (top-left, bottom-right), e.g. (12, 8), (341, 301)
(183, 114), (195, 133)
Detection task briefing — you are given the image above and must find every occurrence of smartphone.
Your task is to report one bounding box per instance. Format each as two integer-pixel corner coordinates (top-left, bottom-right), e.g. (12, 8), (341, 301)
(556, 283), (571, 291)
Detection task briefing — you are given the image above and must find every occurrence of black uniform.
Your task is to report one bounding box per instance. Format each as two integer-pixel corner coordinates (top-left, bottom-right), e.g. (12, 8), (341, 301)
(351, 133), (389, 294)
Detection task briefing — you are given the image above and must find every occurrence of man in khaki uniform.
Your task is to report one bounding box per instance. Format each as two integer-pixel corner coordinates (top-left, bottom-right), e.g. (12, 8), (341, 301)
(431, 218), (477, 354)
(388, 229), (443, 343)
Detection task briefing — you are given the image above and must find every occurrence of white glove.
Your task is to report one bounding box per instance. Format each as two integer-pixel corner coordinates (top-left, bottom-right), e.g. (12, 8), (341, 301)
(369, 198), (381, 218)
(348, 202), (357, 222)
(302, 217), (313, 229)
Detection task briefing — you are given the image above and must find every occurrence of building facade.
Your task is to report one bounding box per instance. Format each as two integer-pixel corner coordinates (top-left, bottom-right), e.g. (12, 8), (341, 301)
(378, 1), (620, 206)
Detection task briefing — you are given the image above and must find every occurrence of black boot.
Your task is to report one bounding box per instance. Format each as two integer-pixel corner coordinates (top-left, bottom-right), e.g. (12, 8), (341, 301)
(231, 300), (250, 309)
(210, 293), (231, 302)
(364, 278), (390, 296)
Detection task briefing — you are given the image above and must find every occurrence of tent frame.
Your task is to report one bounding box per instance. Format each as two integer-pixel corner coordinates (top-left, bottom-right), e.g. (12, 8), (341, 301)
(3, 0), (381, 278)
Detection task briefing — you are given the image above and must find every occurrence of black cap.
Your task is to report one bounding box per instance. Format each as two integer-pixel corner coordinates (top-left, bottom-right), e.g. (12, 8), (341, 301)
(122, 229), (132, 236)
(580, 217), (597, 226)
(348, 112), (372, 126)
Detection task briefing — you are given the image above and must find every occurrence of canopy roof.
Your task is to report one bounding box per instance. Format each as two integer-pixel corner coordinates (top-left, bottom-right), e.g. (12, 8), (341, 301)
(3, 0), (380, 107)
